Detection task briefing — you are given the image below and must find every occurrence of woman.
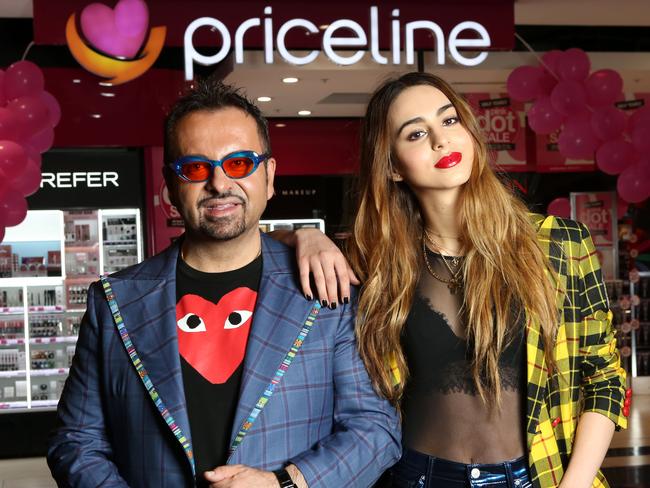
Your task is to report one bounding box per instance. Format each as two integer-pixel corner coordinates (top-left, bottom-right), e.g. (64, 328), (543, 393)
(280, 72), (627, 488)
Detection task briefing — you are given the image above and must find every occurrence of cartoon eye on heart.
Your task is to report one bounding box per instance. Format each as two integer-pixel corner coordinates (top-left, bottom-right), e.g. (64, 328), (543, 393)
(177, 313), (206, 333)
(225, 310), (253, 329)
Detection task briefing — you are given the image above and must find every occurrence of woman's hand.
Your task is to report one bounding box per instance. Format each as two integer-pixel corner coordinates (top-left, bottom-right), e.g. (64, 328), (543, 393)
(269, 229), (360, 307)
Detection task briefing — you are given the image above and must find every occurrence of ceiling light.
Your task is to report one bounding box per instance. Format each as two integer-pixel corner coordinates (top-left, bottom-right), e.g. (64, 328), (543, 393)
(72, 79), (81, 84)
(319, 24), (329, 30)
(91, 114), (102, 119)
(98, 81), (113, 87)
(298, 110), (311, 116)
(257, 96), (272, 102)
(275, 123), (286, 128)
(100, 92), (116, 98)
(282, 77), (299, 84)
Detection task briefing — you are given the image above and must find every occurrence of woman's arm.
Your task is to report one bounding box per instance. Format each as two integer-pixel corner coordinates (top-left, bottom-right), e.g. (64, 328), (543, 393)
(558, 412), (615, 488)
(268, 229), (359, 306)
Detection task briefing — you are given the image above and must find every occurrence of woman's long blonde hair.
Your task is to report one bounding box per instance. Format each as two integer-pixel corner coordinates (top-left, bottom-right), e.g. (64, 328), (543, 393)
(347, 72), (560, 408)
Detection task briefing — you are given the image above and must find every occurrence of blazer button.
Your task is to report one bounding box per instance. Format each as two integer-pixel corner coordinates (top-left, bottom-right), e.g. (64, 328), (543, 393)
(552, 417), (561, 427)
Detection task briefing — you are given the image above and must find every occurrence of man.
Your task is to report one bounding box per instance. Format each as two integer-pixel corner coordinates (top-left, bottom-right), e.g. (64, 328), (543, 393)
(47, 78), (400, 488)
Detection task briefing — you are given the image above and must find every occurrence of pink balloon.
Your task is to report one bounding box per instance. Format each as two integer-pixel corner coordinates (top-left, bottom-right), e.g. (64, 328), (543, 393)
(0, 190), (28, 227)
(11, 158), (41, 197)
(618, 163), (650, 203)
(28, 128), (54, 154)
(0, 140), (28, 174)
(585, 69), (624, 107)
(0, 107), (20, 141)
(540, 50), (563, 76)
(3, 61), (44, 101)
(630, 107), (650, 131)
(558, 117), (599, 160)
(7, 95), (50, 138)
(556, 48), (591, 82)
(40, 91), (61, 127)
(547, 197), (571, 218)
(24, 145), (42, 167)
(0, 69), (5, 106)
(551, 80), (587, 116)
(631, 124), (650, 153)
(527, 96), (565, 134)
(591, 106), (626, 141)
(595, 138), (635, 175)
(507, 66), (545, 102)
(538, 70), (557, 97)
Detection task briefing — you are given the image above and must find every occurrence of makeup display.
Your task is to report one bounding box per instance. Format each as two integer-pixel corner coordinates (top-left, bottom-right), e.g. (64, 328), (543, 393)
(0, 209), (143, 412)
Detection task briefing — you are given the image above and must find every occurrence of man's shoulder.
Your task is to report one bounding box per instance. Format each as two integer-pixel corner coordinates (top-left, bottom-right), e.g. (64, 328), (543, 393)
(260, 233), (298, 275)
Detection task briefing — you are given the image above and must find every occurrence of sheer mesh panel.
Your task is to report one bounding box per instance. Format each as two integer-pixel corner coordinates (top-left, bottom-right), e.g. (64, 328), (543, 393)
(401, 248), (527, 463)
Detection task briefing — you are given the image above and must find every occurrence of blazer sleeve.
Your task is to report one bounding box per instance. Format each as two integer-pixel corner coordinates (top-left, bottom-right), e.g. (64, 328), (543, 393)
(288, 298), (402, 487)
(575, 222), (627, 431)
(47, 282), (130, 487)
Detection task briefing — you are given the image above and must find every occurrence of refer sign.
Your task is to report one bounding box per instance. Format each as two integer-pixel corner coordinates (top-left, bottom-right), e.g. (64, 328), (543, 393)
(184, 6), (491, 79)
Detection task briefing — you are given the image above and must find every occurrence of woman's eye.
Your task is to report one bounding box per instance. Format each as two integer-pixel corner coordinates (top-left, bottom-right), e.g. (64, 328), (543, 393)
(407, 130), (426, 141)
(442, 116), (459, 127)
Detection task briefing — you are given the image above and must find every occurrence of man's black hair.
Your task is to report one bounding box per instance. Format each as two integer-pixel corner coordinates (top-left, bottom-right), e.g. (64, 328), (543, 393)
(163, 76), (271, 166)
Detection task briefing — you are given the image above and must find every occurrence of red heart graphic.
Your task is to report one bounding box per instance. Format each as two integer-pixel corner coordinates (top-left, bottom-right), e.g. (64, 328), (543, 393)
(176, 288), (257, 384)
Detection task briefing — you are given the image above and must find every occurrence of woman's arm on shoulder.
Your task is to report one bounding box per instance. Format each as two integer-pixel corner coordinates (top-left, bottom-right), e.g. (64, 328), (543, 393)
(268, 229), (359, 307)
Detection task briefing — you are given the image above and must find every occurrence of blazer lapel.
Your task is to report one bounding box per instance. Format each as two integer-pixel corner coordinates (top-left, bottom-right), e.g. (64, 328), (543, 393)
(228, 236), (316, 462)
(105, 242), (195, 473)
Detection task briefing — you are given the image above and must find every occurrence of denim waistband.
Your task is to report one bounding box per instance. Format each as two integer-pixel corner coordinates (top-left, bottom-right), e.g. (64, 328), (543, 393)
(399, 447), (529, 480)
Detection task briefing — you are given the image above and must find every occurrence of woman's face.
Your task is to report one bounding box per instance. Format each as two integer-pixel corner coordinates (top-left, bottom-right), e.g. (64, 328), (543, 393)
(388, 85), (474, 193)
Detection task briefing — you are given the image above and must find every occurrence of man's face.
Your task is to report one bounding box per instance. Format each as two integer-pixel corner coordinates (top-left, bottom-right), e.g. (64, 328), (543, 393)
(168, 108), (275, 242)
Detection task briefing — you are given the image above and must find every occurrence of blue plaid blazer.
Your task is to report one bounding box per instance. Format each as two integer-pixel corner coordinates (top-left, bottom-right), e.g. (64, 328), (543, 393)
(47, 235), (401, 487)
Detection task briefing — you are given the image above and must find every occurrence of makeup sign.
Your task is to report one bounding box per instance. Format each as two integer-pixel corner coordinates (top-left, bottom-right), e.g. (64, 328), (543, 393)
(464, 94), (530, 172)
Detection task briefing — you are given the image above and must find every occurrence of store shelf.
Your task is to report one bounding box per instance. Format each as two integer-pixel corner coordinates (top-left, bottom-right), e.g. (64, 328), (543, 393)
(30, 399), (59, 409)
(65, 245), (99, 251)
(0, 370), (26, 378)
(30, 368), (69, 377)
(28, 306), (65, 313)
(0, 338), (25, 346)
(0, 308), (24, 315)
(30, 336), (77, 345)
(0, 401), (28, 410)
(104, 240), (137, 245)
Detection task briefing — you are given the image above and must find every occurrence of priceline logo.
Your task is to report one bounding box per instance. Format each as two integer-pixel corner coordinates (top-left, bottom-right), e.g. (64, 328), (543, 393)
(184, 6), (491, 80)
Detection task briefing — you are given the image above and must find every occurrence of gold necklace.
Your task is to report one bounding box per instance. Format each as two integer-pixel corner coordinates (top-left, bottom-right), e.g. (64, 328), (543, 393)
(423, 229), (463, 269)
(422, 236), (463, 295)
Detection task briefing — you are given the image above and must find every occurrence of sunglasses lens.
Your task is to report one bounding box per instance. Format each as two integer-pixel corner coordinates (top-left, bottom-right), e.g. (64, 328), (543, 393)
(180, 161), (212, 181)
(222, 156), (256, 178)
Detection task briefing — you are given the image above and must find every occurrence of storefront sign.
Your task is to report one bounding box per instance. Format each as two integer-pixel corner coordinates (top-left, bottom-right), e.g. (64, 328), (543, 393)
(185, 7), (491, 79)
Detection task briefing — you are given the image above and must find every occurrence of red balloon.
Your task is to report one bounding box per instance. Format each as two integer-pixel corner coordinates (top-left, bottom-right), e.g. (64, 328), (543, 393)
(7, 95), (50, 138)
(0, 107), (20, 141)
(3, 61), (44, 101)
(631, 124), (650, 153)
(507, 66), (545, 102)
(556, 48), (591, 82)
(11, 158), (41, 197)
(558, 116), (599, 160)
(0, 140), (28, 175)
(551, 80), (588, 116)
(27, 127), (54, 154)
(591, 106), (626, 141)
(595, 138), (635, 175)
(547, 197), (571, 218)
(618, 163), (650, 203)
(585, 69), (624, 107)
(630, 106), (650, 131)
(0, 190), (28, 227)
(528, 96), (565, 134)
(540, 50), (563, 76)
(40, 91), (61, 127)
(23, 145), (42, 167)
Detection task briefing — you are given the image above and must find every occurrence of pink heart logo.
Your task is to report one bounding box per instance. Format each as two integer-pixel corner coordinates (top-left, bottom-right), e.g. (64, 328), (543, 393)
(80, 0), (149, 59)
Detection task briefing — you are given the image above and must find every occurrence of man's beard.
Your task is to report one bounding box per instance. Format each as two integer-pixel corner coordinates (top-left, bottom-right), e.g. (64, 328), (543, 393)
(197, 193), (247, 241)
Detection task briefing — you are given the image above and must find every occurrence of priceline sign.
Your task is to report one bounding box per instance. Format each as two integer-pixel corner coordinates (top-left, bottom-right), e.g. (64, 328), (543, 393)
(184, 6), (491, 79)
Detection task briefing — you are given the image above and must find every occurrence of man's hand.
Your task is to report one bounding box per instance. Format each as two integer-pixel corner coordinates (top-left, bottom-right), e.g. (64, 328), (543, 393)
(203, 464), (277, 487)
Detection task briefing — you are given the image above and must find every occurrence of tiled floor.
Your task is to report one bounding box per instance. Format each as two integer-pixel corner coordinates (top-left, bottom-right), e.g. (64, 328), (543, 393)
(1, 400), (649, 487)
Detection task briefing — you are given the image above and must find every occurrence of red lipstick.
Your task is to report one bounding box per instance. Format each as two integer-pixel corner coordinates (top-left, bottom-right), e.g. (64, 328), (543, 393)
(435, 152), (462, 169)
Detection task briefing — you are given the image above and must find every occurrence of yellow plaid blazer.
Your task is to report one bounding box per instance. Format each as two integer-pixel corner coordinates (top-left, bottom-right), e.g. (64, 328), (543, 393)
(388, 214), (627, 487)
(526, 214), (627, 488)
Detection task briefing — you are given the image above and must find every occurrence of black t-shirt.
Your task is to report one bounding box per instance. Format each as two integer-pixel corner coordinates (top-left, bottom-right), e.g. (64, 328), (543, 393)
(175, 254), (262, 486)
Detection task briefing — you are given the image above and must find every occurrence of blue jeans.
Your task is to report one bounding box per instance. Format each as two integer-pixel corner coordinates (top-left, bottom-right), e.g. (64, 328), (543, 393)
(390, 448), (533, 488)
